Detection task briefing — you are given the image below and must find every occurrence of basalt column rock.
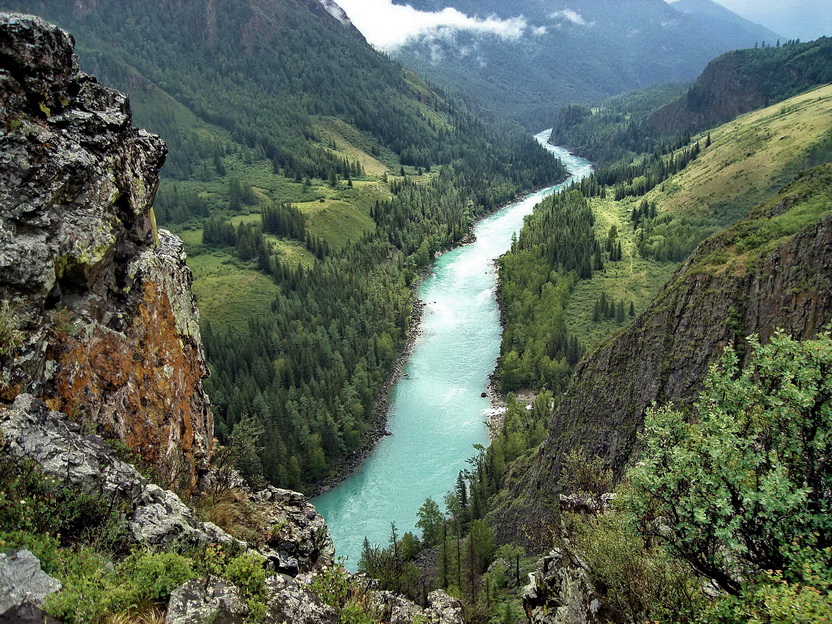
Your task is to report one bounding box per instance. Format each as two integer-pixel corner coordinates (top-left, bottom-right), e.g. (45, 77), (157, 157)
(0, 13), (212, 486)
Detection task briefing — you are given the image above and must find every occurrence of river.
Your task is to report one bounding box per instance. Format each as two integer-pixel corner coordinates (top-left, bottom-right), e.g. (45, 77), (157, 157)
(313, 131), (592, 569)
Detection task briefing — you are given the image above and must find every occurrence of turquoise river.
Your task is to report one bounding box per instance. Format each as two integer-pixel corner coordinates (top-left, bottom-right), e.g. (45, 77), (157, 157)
(314, 131), (592, 568)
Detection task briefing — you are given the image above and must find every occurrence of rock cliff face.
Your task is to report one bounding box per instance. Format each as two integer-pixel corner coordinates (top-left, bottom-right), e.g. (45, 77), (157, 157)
(501, 166), (832, 525)
(650, 39), (832, 135)
(0, 13), (212, 485)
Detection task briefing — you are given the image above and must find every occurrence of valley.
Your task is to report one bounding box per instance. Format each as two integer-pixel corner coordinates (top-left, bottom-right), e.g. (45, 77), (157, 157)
(0, 1), (831, 623)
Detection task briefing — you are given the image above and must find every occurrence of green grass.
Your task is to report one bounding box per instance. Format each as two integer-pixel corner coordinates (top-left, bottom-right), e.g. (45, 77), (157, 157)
(187, 252), (280, 329)
(567, 85), (832, 352)
(566, 198), (678, 349)
(650, 84), (832, 224)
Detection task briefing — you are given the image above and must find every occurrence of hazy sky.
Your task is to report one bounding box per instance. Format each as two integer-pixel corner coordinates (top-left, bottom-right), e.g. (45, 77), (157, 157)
(335, 0), (830, 51)
(710, 0), (830, 40)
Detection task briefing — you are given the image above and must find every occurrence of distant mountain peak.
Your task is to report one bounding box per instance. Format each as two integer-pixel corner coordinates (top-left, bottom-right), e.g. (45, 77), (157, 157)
(670, 0), (783, 42)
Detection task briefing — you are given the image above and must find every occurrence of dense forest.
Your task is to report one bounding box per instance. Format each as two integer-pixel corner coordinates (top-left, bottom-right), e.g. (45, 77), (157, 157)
(1, 0), (565, 490)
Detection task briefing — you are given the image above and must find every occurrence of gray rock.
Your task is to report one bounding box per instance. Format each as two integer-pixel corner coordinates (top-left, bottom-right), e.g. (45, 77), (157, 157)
(263, 574), (338, 624)
(0, 394), (242, 551)
(166, 576), (247, 624)
(425, 590), (464, 624)
(521, 549), (613, 624)
(251, 486), (334, 573)
(0, 549), (61, 614)
(0, 12), (213, 484)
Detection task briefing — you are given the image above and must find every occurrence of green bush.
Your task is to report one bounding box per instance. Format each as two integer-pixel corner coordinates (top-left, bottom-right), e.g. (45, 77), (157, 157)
(624, 331), (832, 597)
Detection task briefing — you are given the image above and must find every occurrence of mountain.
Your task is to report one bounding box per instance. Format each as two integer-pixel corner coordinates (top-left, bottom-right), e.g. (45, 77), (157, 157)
(670, 0), (783, 49)
(490, 82), (832, 541)
(389, 0), (779, 129)
(651, 36), (832, 134)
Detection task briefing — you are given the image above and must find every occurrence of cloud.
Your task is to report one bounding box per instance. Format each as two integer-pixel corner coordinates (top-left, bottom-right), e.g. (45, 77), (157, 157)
(334, 0), (529, 51)
(549, 9), (589, 26)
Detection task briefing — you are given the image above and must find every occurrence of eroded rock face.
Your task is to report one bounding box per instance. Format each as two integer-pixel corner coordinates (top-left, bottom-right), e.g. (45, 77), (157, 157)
(0, 12), (212, 486)
(0, 394), (240, 551)
(522, 549), (614, 624)
(0, 549), (62, 615)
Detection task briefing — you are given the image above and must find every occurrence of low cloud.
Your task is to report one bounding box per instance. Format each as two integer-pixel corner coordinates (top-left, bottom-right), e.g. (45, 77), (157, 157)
(335, 0), (529, 51)
(549, 9), (589, 26)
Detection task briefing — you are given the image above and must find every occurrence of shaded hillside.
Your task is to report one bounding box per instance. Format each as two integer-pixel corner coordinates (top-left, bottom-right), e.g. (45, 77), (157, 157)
(494, 163), (832, 536)
(392, 0), (774, 128)
(651, 37), (832, 134)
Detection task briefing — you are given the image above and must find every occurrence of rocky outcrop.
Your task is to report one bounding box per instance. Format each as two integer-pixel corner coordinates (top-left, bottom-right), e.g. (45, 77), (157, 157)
(0, 12), (212, 486)
(0, 394), (242, 550)
(251, 486), (335, 575)
(0, 549), (62, 616)
(650, 39), (832, 135)
(522, 549), (616, 624)
(0, 392), (340, 574)
(165, 576), (249, 624)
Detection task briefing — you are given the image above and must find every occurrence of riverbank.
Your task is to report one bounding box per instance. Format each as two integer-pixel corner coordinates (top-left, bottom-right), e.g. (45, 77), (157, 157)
(310, 165), (571, 496)
(311, 296), (425, 497)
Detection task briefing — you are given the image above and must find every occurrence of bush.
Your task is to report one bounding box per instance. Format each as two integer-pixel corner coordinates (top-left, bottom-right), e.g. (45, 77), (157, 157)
(623, 331), (832, 596)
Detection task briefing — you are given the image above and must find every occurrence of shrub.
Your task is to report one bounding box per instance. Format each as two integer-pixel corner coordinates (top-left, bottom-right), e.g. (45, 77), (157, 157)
(623, 331), (832, 596)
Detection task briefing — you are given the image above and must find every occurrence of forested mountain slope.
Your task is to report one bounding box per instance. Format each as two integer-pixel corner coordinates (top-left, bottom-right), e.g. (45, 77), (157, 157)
(488, 84), (832, 539)
(651, 36), (832, 134)
(549, 37), (832, 167)
(1, 0), (565, 491)
(392, 0), (777, 128)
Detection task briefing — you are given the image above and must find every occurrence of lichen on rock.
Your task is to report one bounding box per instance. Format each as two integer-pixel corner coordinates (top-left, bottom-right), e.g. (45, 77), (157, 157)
(0, 12), (212, 486)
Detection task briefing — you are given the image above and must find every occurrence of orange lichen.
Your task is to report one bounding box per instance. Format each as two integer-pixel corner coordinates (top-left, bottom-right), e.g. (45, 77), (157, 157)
(42, 280), (213, 489)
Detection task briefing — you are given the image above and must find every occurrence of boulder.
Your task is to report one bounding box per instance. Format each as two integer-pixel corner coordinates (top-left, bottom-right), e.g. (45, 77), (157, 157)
(263, 574), (338, 624)
(165, 576), (247, 624)
(251, 486), (334, 573)
(522, 549), (614, 624)
(0, 549), (61, 615)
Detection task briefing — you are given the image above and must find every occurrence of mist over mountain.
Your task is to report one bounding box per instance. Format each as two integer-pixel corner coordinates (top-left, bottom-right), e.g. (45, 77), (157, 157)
(381, 0), (789, 128)
(670, 0), (783, 48)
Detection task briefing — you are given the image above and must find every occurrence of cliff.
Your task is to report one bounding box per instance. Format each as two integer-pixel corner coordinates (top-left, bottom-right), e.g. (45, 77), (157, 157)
(494, 163), (832, 533)
(0, 13), (212, 486)
(650, 38), (832, 135)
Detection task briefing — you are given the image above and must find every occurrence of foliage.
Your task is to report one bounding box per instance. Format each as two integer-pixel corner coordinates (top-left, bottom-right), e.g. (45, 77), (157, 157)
(44, 548), (198, 623)
(224, 552), (268, 622)
(623, 331), (832, 596)
(310, 560), (380, 624)
(549, 83), (687, 166)
(0, 300), (23, 357)
(564, 510), (704, 623)
(0, 449), (129, 552)
(558, 448), (612, 509)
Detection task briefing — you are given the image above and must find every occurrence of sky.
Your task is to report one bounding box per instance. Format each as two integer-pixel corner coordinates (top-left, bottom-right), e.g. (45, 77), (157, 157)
(333, 0), (831, 51)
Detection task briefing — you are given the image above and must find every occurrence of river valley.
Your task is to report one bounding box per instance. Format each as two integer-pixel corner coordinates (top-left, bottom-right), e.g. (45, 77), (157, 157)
(314, 131), (593, 568)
